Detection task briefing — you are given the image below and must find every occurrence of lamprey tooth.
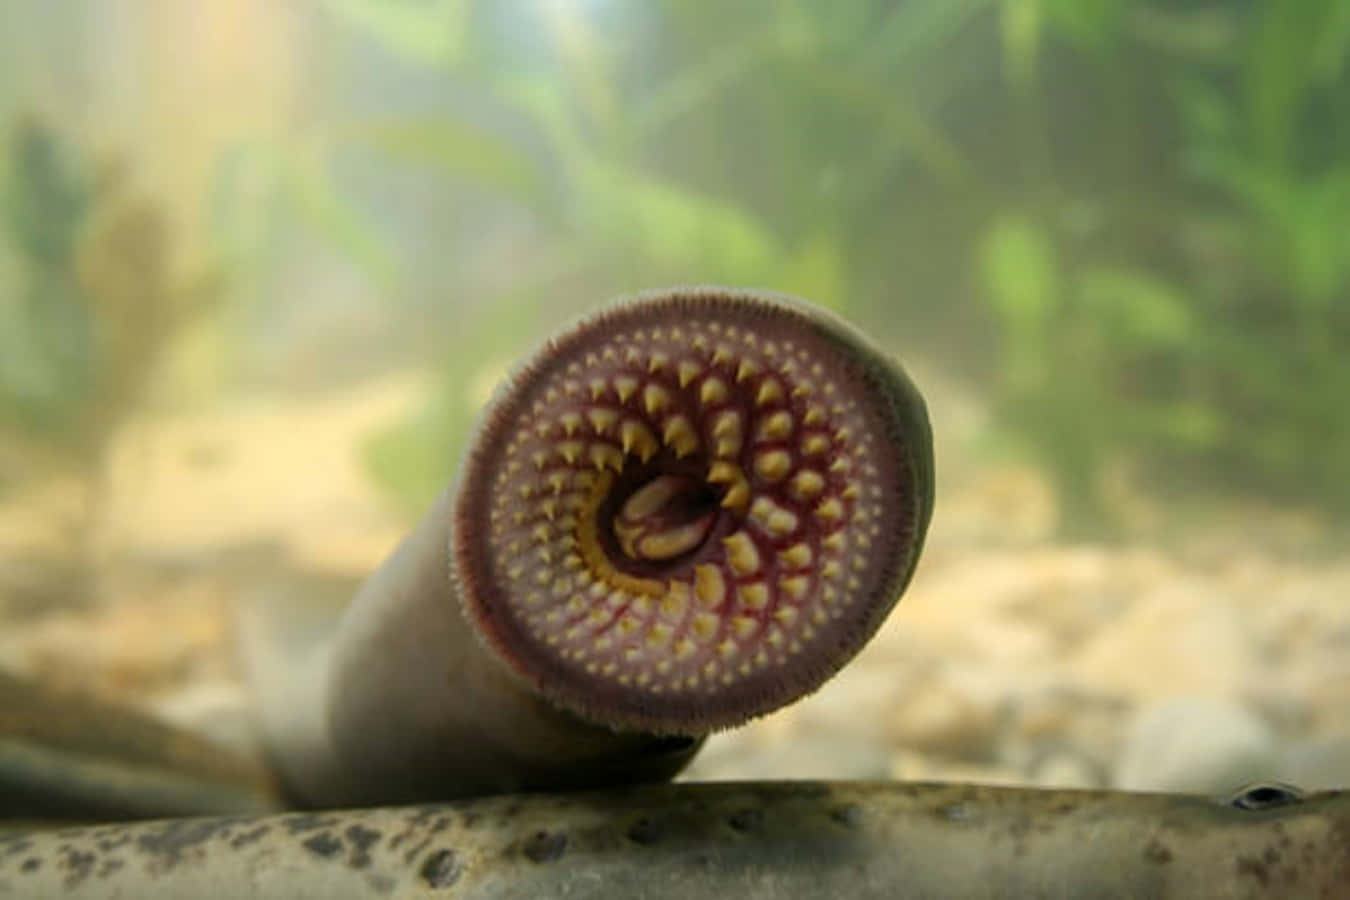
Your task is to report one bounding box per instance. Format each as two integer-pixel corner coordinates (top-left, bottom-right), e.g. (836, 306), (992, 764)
(699, 376), (728, 406)
(443, 287), (933, 738)
(662, 414), (700, 457)
(756, 377), (785, 407)
(677, 359), (702, 387)
(619, 419), (659, 461)
(643, 383), (673, 415)
(613, 374), (639, 402)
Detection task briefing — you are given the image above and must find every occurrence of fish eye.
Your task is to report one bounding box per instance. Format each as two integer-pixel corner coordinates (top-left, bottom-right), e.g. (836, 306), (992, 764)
(1227, 782), (1305, 811)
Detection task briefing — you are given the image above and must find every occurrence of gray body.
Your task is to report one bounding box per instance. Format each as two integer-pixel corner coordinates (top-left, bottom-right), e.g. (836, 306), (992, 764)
(4, 781), (1348, 899)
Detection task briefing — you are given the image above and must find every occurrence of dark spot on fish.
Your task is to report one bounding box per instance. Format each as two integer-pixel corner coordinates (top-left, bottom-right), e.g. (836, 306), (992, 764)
(97, 834), (133, 854)
(230, 825), (271, 849)
(345, 825), (382, 869)
(1144, 839), (1173, 865)
(62, 849), (96, 889)
(419, 849), (462, 888)
(302, 832), (344, 859)
(830, 804), (862, 828)
(626, 817), (665, 846)
(367, 871), (396, 895)
(137, 820), (228, 872)
(431, 815), (452, 834)
(19, 858), (40, 873)
(1, 838), (32, 856)
(728, 808), (763, 833)
(1228, 783), (1305, 811)
(523, 830), (567, 864)
(403, 836), (432, 865)
(98, 857), (125, 877)
(462, 812), (481, 829)
(284, 813), (340, 835)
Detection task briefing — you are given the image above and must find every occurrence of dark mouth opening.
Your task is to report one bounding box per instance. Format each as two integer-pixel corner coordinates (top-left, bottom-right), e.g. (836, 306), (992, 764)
(598, 455), (724, 578)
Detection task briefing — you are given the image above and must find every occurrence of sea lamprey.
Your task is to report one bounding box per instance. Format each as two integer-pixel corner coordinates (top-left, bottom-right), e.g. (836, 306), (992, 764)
(250, 287), (934, 807)
(3, 781), (1347, 899)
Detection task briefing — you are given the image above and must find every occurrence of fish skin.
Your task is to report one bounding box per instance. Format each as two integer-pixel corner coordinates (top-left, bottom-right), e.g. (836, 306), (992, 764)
(2, 780), (1348, 899)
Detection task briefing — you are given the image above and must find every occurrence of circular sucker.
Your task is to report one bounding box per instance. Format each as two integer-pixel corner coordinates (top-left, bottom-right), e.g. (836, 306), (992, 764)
(452, 287), (934, 733)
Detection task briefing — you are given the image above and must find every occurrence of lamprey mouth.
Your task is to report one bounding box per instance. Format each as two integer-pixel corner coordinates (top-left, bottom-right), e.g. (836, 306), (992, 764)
(452, 288), (933, 733)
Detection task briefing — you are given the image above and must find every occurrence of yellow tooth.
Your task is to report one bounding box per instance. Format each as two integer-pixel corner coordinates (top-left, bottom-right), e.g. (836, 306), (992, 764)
(700, 377), (728, 406)
(614, 375), (639, 402)
(722, 531), (761, 576)
(661, 414), (700, 457)
(822, 532), (845, 552)
(779, 543), (813, 569)
(711, 344), (734, 366)
(563, 379), (582, 397)
(559, 411), (583, 435)
(589, 443), (623, 471)
(677, 359), (702, 387)
(815, 498), (845, 522)
(532, 523), (551, 542)
(643, 383), (672, 415)
(803, 405), (827, 426)
(841, 484), (861, 500)
(531, 450), (548, 470)
(774, 604), (800, 626)
(712, 411), (743, 457)
(546, 472), (568, 494)
(790, 469), (825, 500)
(620, 420), (659, 461)
(801, 433), (832, 456)
(707, 461), (740, 484)
(587, 408), (618, 435)
(717, 639), (738, 659)
(732, 616), (758, 639)
(720, 479), (751, 512)
(659, 582), (690, 621)
(691, 612), (719, 641)
(753, 449), (793, 482)
(828, 457), (851, 474)
(674, 639), (696, 660)
(557, 441), (583, 464)
(738, 582), (769, 610)
(647, 351), (670, 373)
(736, 358), (759, 382)
(589, 378), (608, 400)
(750, 496), (799, 536)
(624, 346), (642, 365)
(693, 564), (727, 609)
(757, 410), (794, 442)
(821, 560), (842, 579)
(755, 379), (784, 407)
(646, 623), (672, 647)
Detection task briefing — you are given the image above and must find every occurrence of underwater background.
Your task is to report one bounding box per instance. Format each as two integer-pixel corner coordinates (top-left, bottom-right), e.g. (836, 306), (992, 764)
(2, 0), (1349, 797)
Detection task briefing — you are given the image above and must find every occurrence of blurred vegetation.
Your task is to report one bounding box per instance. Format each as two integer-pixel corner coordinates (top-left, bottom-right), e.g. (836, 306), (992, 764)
(0, 116), (217, 585)
(4, 0), (1350, 535)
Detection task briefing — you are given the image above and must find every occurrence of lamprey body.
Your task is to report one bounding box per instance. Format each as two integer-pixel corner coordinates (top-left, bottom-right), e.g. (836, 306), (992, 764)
(4, 781), (1348, 899)
(0, 670), (278, 822)
(255, 287), (934, 807)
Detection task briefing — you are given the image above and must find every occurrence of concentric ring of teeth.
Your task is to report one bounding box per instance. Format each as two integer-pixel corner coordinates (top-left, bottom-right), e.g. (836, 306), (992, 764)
(457, 292), (927, 733)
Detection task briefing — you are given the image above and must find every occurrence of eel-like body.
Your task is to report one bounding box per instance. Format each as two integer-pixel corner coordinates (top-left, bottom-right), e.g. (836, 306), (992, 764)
(254, 287), (935, 806)
(3, 781), (1348, 898)
(0, 670), (278, 822)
